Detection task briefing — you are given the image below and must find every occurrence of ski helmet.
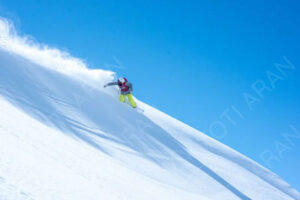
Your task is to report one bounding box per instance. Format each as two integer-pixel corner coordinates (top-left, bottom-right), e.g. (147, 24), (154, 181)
(118, 77), (126, 84)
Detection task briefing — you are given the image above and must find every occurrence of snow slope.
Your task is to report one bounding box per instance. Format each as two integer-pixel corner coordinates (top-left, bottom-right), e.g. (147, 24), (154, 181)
(0, 18), (299, 200)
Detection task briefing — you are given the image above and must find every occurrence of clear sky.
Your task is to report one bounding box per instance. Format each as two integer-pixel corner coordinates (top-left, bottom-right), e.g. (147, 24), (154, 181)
(1, 0), (300, 191)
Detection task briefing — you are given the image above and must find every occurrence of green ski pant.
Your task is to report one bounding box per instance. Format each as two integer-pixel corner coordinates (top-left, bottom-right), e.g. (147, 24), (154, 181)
(120, 93), (137, 108)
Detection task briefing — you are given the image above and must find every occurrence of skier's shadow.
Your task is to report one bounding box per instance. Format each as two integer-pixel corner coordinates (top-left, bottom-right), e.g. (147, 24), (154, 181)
(0, 50), (251, 200)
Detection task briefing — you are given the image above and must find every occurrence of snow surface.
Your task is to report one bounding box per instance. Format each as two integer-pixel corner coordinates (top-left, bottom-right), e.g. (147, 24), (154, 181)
(0, 17), (299, 200)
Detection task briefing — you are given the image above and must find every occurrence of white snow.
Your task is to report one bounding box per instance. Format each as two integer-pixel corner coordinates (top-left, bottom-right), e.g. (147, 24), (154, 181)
(0, 18), (299, 200)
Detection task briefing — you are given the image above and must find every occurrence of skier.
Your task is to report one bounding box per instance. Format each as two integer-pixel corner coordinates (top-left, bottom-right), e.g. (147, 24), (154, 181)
(104, 77), (137, 108)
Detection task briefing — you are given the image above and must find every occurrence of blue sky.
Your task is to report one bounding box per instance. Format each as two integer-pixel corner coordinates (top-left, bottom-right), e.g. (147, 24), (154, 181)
(1, 0), (300, 191)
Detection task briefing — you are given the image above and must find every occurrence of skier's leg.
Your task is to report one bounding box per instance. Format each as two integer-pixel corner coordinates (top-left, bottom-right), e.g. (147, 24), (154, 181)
(120, 94), (125, 103)
(127, 94), (137, 108)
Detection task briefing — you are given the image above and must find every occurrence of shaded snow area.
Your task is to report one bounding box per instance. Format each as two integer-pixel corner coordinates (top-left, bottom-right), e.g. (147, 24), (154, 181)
(0, 17), (299, 200)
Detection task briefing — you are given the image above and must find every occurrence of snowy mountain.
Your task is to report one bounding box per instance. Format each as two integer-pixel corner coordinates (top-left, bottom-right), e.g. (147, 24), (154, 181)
(0, 18), (299, 200)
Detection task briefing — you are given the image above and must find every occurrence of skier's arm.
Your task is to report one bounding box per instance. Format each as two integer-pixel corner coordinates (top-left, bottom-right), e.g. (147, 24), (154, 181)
(104, 82), (118, 88)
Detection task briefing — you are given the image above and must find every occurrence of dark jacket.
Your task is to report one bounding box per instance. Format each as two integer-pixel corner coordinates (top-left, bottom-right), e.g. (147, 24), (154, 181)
(105, 81), (133, 95)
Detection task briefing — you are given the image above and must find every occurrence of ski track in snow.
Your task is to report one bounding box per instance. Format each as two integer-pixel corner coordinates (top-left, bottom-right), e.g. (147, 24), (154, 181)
(0, 177), (33, 200)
